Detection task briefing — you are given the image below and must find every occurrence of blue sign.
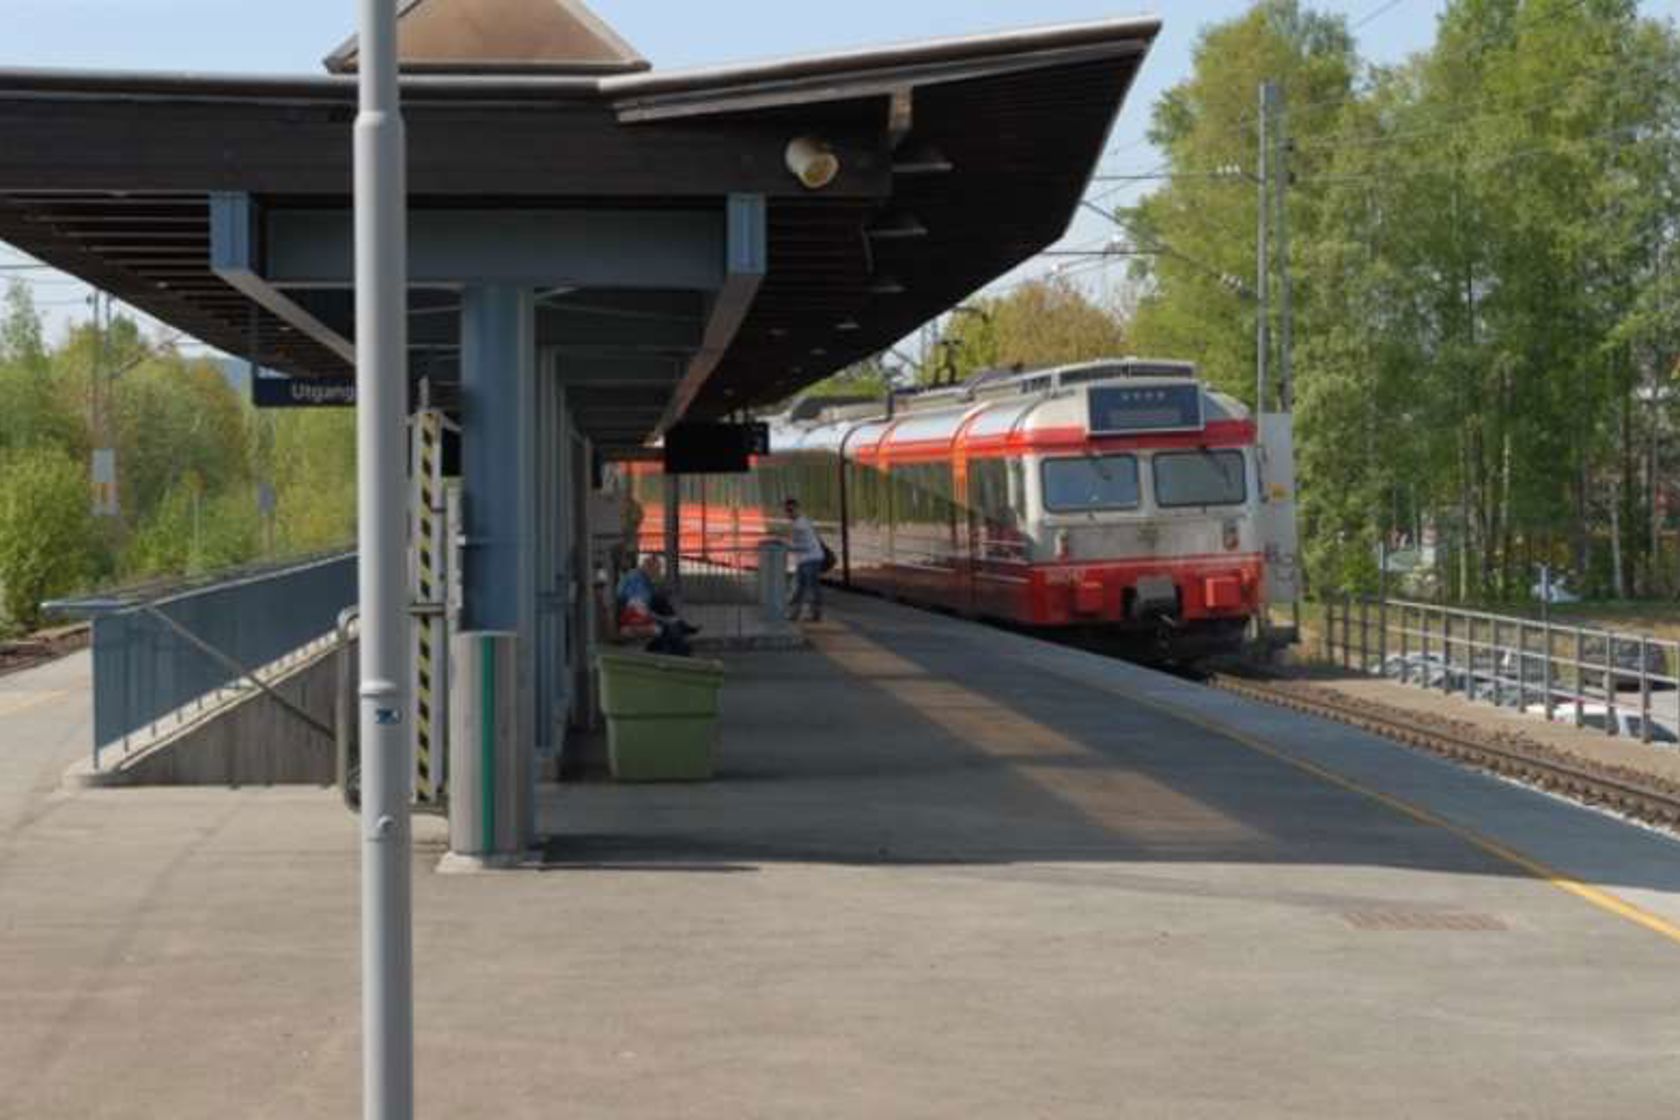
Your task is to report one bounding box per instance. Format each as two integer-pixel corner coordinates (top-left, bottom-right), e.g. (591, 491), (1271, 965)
(252, 374), (356, 409)
(1088, 384), (1204, 435)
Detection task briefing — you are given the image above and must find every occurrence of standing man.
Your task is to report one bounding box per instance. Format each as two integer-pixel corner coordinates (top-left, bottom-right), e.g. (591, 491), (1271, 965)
(784, 497), (826, 622)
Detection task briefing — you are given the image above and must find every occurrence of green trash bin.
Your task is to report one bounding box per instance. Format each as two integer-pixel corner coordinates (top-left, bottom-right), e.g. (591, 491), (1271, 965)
(597, 651), (725, 781)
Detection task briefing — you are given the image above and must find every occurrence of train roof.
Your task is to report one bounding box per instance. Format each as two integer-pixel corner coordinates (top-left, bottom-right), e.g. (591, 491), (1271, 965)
(768, 357), (1251, 459)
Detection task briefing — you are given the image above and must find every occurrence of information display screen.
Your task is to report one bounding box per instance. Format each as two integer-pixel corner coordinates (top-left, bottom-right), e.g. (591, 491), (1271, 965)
(663, 422), (770, 474)
(1087, 384), (1204, 435)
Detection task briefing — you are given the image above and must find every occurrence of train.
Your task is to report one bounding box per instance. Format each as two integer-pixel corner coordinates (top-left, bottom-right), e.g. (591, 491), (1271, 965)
(626, 358), (1266, 660)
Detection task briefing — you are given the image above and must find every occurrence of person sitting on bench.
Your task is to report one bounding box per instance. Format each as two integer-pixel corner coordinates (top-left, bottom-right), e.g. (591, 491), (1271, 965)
(615, 555), (698, 655)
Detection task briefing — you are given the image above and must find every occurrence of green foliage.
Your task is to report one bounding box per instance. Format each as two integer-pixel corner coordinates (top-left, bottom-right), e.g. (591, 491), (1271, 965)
(924, 279), (1128, 385)
(0, 292), (358, 628)
(1125, 0), (1680, 600)
(800, 356), (894, 401)
(124, 476), (264, 578)
(267, 409), (359, 554)
(0, 446), (95, 630)
(1, 281), (47, 372)
(1125, 0), (1356, 402)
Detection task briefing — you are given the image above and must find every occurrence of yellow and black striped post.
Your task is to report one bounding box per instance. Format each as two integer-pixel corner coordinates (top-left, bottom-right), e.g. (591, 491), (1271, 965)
(409, 408), (453, 804)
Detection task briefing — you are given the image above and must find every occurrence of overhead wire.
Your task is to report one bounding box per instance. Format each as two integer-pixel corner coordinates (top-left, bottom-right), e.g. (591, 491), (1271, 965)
(1349, 0), (1415, 31)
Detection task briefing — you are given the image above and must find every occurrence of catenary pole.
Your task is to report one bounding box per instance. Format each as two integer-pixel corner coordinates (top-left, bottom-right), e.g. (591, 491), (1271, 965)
(1275, 86), (1293, 411)
(354, 0), (413, 1117)
(1255, 81), (1274, 413)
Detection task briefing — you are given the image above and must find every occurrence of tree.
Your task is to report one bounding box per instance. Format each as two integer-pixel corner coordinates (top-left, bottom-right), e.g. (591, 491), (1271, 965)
(0, 282), (79, 456)
(1, 280), (46, 372)
(0, 446), (95, 631)
(799, 356), (895, 401)
(925, 279), (1128, 385)
(1123, 0), (1357, 403)
(1122, 0), (1680, 599)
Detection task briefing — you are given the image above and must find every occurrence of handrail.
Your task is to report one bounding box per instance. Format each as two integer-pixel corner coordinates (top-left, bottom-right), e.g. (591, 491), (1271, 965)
(336, 607), (360, 812)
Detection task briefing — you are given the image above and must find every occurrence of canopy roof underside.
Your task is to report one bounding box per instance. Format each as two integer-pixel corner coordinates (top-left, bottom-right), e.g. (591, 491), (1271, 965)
(0, 16), (1158, 449)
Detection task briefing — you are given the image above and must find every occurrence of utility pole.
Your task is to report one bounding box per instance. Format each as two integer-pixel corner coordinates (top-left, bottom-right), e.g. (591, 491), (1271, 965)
(89, 291), (121, 518)
(1275, 85), (1293, 411)
(1254, 79), (1303, 637)
(354, 0), (413, 1116)
(1255, 81), (1274, 413)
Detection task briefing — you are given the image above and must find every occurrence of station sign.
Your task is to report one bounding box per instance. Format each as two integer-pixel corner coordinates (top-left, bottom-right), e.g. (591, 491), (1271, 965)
(252, 373), (357, 409)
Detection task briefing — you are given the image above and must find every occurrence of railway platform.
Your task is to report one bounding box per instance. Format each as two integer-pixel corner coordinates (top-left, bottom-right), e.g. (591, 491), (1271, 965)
(3, 593), (1680, 1117)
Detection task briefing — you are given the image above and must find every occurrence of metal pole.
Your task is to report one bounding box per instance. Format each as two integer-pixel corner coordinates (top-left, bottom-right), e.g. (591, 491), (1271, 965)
(1639, 635), (1652, 743)
(1254, 81), (1274, 415)
(1399, 603), (1410, 684)
(664, 479), (681, 600)
(1572, 628), (1585, 727)
(1341, 591), (1351, 671)
(1275, 85), (1293, 412)
(1442, 611), (1453, 695)
(1542, 619), (1554, 721)
(354, 0), (413, 1116)
(1377, 594), (1387, 676)
(1350, 594), (1364, 675)
(1322, 597), (1332, 662)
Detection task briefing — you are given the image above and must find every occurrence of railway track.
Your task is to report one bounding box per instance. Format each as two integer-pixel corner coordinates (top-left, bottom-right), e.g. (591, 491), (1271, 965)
(1208, 669), (1680, 833)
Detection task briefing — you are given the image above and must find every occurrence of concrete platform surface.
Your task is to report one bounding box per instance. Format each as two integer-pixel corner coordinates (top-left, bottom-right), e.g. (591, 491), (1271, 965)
(3, 595), (1680, 1117)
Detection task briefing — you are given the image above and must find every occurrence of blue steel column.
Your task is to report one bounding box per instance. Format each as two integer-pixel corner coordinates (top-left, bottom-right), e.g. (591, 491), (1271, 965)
(460, 285), (537, 848)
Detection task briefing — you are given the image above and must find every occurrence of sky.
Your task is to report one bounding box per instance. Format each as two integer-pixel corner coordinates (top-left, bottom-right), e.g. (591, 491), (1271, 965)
(2, 0), (1676, 351)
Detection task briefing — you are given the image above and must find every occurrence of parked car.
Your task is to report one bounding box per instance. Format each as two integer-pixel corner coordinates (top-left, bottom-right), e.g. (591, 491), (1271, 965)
(1523, 700), (1680, 744)
(1577, 634), (1673, 692)
(1381, 652), (1460, 689)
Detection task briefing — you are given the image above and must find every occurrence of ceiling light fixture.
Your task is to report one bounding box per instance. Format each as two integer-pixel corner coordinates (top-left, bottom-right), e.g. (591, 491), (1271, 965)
(785, 136), (840, 191)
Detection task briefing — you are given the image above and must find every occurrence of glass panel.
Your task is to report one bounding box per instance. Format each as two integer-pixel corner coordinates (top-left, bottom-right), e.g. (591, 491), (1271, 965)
(1154, 450), (1247, 508)
(1041, 455), (1140, 512)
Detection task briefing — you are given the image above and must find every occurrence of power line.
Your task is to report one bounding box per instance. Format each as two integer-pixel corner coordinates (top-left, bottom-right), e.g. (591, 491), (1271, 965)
(1350, 0), (1413, 31)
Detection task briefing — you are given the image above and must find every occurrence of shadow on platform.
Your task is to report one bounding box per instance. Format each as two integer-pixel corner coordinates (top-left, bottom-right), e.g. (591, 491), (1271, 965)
(538, 594), (1680, 900)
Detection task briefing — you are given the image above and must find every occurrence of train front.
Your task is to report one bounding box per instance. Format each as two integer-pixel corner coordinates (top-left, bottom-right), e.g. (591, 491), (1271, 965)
(1016, 377), (1263, 657)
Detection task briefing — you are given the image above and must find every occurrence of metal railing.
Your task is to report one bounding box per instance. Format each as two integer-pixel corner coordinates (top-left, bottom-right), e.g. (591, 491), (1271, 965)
(87, 553), (358, 767)
(1321, 595), (1680, 744)
(675, 541), (788, 622)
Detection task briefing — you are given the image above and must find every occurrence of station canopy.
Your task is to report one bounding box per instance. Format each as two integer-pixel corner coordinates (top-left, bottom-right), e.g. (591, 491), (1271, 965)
(0, 0), (1158, 450)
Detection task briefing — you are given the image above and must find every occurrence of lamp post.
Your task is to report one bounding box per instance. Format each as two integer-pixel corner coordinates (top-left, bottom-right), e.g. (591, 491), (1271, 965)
(354, 0), (413, 1117)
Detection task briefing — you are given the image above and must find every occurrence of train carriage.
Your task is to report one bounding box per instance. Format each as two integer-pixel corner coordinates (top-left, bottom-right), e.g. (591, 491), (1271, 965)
(625, 358), (1265, 660)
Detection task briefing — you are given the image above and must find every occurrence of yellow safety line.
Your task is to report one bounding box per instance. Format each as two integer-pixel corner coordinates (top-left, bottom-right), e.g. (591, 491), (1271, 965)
(823, 610), (1680, 945)
(1118, 682), (1680, 947)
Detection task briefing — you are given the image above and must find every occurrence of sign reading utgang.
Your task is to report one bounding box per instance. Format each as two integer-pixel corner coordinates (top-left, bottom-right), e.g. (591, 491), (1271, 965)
(252, 373), (357, 408)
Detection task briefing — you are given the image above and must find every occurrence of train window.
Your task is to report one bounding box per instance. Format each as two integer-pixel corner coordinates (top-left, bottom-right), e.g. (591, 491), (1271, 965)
(1042, 455), (1140, 513)
(1153, 450), (1246, 508)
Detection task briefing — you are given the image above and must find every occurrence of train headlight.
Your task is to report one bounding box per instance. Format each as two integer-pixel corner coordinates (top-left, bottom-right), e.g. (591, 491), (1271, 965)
(1055, 529), (1072, 561)
(1222, 519), (1240, 552)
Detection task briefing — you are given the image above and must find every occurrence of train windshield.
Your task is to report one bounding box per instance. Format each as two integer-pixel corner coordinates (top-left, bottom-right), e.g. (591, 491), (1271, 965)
(1041, 454), (1140, 512)
(1153, 450), (1247, 508)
